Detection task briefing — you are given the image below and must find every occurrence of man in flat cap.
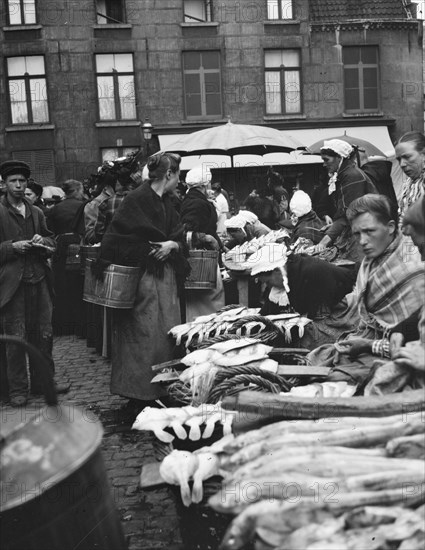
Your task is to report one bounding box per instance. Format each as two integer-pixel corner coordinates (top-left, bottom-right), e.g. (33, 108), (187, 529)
(0, 160), (68, 406)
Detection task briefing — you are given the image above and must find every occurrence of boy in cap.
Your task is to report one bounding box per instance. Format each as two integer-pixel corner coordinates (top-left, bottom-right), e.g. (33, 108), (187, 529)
(0, 160), (68, 406)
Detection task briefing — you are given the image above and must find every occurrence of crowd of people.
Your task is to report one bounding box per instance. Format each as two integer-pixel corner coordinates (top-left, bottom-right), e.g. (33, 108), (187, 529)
(0, 130), (423, 409)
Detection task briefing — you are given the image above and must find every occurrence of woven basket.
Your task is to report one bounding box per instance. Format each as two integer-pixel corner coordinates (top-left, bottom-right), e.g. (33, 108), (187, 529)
(185, 250), (218, 290)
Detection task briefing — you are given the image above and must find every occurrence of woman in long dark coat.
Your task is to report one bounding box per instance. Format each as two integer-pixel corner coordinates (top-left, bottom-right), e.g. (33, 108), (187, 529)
(180, 166), (225, 321)
(100, 152), (188, 407)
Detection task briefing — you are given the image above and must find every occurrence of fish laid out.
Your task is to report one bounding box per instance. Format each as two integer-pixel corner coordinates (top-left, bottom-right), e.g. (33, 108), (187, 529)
(159, 449), (220, 506)
(224, 229), (289, 264)
(132, 403), (236, 443)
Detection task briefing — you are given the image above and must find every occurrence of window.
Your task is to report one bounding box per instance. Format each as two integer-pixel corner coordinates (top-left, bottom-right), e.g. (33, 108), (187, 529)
(7, 56), (49, 124)
(12, 150), (56, 185)
(267, 0), (293, 20)
(101, 147), (139, 162)
(6, 0), (36, 25)
(343, 46), (379, 112)
(184, 1), (212, 22)
(264, 50), (301, 114)
(95, 54), (136, 121)
(183, 51), (222, 118)
(96, 0), (125, 24)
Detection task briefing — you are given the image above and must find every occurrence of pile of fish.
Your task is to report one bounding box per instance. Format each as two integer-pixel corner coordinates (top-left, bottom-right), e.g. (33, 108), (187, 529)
(168, 307), (311, 348)
(224, 228), (289, 266)
(132, 402), (236, 443)
(156, 411), (425, 548)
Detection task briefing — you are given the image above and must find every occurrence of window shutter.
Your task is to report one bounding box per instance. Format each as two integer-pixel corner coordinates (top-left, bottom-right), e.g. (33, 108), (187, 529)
(12, 149), (56, 186)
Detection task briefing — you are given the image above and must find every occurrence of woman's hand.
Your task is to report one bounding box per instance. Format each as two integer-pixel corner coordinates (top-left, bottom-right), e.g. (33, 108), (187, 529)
(202, 235), (220, 251)
(31, 234), (44, 245)
(393, 343), (425, 372)
(149, 240), (178, 262)
(336, 338), (372, 360)
(323, 215), (333, 226)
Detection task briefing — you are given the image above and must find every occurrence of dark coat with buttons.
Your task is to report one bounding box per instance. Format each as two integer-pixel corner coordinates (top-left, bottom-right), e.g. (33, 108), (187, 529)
(0, 196), (55, 309)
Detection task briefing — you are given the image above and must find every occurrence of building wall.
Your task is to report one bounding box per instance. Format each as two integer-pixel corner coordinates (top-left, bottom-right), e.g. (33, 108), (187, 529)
(0, 0), (423, 184)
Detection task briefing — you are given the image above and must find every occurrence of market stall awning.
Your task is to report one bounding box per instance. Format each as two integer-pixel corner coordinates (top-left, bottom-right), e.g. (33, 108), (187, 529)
(158, 125), (395, 171)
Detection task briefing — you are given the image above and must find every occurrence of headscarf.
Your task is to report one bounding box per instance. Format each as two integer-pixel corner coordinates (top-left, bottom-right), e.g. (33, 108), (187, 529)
(224, 214), (246, 230)
(185, 166), (212, 189)
(289, 190), (312, 218)
(321, 139), (353, 159)
(239, 210), (259, 224)
(249, 243), (290, 306)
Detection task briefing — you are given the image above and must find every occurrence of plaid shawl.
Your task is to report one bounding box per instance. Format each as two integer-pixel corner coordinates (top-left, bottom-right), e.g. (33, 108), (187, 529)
(356, 233), (425, 335)
(398, 173), (425, 226)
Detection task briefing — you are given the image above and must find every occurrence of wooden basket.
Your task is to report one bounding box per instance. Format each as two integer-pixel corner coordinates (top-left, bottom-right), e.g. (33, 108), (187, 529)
(184, 250), (218, 290)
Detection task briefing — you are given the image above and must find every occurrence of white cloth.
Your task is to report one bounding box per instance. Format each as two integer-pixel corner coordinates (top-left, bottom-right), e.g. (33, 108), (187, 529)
(290, 190), (312, 218)
(321, 139), (353, 159)
(224, 214), (246, 229)
(215, 193), (229, 234)
(239, 210), (258, 224)
(249, 243), (288, 276)
(185, 165), (212, 189)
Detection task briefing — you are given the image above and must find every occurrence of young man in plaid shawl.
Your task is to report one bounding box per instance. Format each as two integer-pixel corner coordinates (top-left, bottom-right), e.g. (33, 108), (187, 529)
(308, 194), (424, 387)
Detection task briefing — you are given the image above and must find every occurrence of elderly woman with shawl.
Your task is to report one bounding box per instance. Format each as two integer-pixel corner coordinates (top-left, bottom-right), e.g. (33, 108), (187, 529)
(99, 152), (188, 409)
(180, 165), (225, 321)
(308, 194), (424, 387)
(289, 190), (323, 245)
(313, 139), (375, 263)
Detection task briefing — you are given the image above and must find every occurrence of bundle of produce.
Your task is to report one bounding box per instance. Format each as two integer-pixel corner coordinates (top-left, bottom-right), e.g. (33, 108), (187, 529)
(132, 402), (237, 443)
(168, 306), (311, 348)
(224, 229), (289, 267)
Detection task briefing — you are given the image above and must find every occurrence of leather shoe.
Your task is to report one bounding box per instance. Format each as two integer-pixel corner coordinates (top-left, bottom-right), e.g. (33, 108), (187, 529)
(10, 395), (27, 407)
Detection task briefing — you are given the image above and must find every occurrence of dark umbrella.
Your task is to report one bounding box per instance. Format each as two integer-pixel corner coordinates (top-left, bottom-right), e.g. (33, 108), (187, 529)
(307, 134), (387, 158)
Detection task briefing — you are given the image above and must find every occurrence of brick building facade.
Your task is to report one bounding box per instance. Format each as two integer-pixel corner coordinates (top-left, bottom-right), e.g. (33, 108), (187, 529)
(0, 1), (423, 195)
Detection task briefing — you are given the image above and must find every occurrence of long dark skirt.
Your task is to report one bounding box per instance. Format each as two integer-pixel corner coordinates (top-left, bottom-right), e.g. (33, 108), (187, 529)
(111, 265), (180, 400)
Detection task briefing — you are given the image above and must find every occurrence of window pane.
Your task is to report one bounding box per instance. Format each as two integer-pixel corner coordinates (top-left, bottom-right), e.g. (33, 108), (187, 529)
(183, 52), (200, 70)
(32, 99), (49, 122)
(265, 50), (299, 68)
(97, 0), (107, 24)
(267, 0), (279, 19)
(96, 54), (115, 73)
(265, 71), (281, 114)
(284, 70), (301, 113)
(30, 77), (49, 121)
(97, 76), (116, 119)
(280, 50), (299, 67)
(281, 1), (293, 19)
(344, 68), (359, 89)
(185, 74), (201, 94)
(345, 89), (359, 111)
(23, 0), (36, 24)
(118, 75), (136, 119)
(363, 89), (378, 110)
(114, 54), (133, 73)
(7, 57), (26, 76)
(343, 47), (360, 65)
(26, 56), (45, 75)
(184, 1), (207, 22)
(9, 79), (28, 123)
(361, 47), (377, 64)
(186, 94), (202, 117)
(204, 72), (220, 94)
(205, 94), (222, 116)
(201, 51), (219, 70)
(363, 67), (377, 88)
(8, 0), (22, 24)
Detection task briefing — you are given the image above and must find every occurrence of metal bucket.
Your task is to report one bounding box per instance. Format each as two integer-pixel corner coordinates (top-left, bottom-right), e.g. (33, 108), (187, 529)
(83, 259), (141, 309)
(0, 406), (126, 550)
(79, 245), (101, 274)
(184, 250), (218, 290)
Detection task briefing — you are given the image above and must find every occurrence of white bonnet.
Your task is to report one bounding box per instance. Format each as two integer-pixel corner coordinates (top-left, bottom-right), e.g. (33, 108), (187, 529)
(290, 190), (312, 218)
(185, 166), (212, 189)
(249, 243), (288, 276)
(321, 139), (353, 159)
(224, 214), (246, 229)
(239, 210), (259, 224)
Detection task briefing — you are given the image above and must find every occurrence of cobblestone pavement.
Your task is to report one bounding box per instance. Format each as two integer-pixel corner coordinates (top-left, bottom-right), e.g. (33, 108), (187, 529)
(1, 335), (183, 550)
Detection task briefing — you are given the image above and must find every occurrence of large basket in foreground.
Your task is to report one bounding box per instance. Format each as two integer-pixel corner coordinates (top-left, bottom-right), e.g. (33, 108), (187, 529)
(185, 250), (218, 290)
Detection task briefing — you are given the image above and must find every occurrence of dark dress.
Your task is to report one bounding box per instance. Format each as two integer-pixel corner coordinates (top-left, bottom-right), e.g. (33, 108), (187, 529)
(291, 210), (324, 244)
